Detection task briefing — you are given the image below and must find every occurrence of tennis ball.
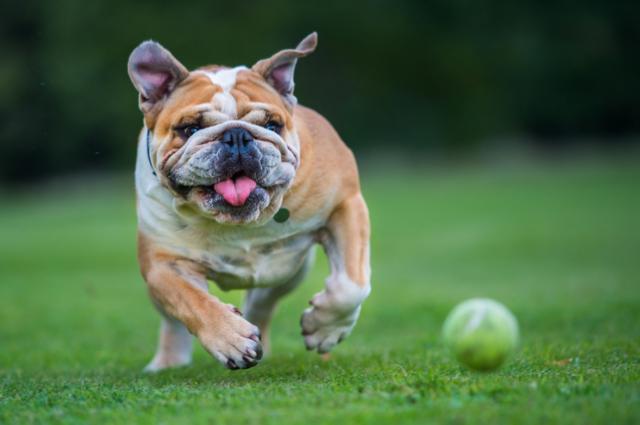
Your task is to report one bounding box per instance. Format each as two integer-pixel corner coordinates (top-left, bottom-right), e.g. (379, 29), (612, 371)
(442, 298), (519, 371)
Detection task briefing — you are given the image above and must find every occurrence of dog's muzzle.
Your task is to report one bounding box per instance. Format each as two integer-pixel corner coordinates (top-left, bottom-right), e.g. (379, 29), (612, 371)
(220, 127), (255, 156)
(157, 120), (298, 221)
(210, 127), (261, 207)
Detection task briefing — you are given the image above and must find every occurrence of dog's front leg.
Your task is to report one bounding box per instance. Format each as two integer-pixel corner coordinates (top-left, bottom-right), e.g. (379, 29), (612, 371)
(139, 234), (263, 370)
(301, 194), (371, 353)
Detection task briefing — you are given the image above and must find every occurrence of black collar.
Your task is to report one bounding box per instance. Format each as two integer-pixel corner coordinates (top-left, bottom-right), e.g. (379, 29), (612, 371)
(146, 129), (157, 176)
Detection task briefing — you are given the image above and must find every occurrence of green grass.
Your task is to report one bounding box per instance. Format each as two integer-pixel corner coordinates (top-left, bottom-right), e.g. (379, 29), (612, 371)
(1, 158), (639, 424)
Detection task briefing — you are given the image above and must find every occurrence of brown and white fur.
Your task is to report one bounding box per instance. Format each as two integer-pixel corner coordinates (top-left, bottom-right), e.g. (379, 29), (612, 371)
(128, 33), (370, 372)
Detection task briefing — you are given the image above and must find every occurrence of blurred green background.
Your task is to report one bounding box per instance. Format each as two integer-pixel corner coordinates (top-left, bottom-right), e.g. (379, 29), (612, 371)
(1, 0), (639, 182)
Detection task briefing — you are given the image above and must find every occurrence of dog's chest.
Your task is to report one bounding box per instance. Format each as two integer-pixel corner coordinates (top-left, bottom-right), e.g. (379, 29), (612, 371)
(198, 229), (316, 290)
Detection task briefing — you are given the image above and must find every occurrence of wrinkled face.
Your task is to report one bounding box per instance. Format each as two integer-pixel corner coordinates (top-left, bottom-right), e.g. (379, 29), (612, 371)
(149, 67), (299, 224)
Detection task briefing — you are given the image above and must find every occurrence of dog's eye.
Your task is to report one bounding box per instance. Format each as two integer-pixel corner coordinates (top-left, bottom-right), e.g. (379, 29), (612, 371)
(264, 121), (283, 134)
(178, 125), (201, 138)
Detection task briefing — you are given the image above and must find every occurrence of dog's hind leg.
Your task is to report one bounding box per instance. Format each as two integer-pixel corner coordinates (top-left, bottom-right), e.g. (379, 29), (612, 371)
(243, 250), (314, 354)
(144, 316), (193, 373)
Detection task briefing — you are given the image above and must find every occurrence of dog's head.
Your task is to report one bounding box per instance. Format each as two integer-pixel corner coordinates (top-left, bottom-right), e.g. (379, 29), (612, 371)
(128, 33), (317, 225)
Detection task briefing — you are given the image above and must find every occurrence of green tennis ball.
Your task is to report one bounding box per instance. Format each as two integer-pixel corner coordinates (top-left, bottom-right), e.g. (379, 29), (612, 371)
(442, 298), (519, 371)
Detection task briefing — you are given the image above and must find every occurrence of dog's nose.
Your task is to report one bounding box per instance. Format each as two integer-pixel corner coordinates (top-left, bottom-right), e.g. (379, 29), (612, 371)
(221, 127), (254, 154)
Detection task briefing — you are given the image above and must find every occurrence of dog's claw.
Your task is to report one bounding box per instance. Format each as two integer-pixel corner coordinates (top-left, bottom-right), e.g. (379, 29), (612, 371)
(301, 304), (362, 354)
(242, 355), (257, 368)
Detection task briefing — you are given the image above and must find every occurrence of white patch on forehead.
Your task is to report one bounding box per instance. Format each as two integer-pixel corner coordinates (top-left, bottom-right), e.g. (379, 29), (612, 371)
(206, 66), (246, 90)
(199, 66), (247, 118)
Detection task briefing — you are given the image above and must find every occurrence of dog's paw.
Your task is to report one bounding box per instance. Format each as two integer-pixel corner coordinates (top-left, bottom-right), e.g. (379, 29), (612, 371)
(198, 304), (263, 370)
(300, 300), (361, 354)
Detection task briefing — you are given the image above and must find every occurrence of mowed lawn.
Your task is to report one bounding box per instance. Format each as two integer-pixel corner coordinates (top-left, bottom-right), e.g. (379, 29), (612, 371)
(0, 158), (639, 424)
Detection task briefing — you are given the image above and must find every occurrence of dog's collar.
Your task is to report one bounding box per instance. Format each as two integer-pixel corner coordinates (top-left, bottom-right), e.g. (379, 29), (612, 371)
(146, 129), (157, 177)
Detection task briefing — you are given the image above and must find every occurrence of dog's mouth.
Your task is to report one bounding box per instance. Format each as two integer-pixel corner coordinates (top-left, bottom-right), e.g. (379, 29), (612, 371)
(173, 171), (270, 215)
(212, 173), (257, 207)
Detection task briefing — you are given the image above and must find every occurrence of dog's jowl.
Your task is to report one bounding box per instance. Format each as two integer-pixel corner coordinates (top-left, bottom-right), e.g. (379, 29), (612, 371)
(127, 33), (371, 372)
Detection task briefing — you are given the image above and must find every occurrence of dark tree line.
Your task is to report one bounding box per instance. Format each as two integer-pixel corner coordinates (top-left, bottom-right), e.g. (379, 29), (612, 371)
(1, 0), (638, 181)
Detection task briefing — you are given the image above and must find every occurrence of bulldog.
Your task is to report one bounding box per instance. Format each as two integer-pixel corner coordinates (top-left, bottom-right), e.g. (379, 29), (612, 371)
(127, 32), (371, 371)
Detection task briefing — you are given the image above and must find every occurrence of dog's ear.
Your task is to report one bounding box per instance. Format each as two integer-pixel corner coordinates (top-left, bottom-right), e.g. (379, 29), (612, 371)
(252, 32), (317, 107)
(128, 40), (189, 114)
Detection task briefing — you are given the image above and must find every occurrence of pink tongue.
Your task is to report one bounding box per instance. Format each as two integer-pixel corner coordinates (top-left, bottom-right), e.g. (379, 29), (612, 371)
(213, 176), (257, 206)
